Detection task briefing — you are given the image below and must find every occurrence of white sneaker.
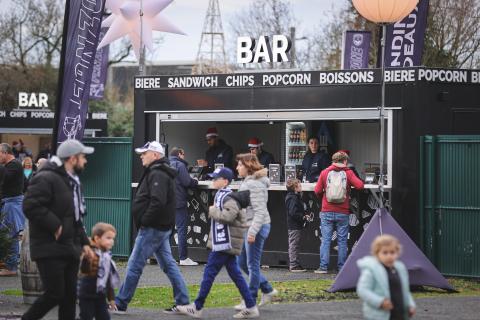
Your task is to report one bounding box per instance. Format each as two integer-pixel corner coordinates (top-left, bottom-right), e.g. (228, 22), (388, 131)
(258, 288), (278, 307)
(233, 306), (259, 319)
(177, 303), (203, 318)
(234, 300), (246, 311)
(180, 258), (199, 266)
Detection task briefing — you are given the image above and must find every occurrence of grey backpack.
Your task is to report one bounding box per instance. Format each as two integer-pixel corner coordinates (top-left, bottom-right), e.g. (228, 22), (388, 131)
(325, 170), (347, 203)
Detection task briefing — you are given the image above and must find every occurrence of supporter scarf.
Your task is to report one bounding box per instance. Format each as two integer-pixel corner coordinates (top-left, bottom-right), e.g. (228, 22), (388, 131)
(211, 188), (232, 252)
(96, 249), (120, 293)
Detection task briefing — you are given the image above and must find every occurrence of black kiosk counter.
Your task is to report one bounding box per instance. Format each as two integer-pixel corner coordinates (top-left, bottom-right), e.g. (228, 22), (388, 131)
(133, 67), (480, 268)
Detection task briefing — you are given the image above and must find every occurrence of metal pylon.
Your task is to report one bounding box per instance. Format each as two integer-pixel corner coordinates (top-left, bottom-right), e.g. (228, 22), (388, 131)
(193, 0), (229, 74)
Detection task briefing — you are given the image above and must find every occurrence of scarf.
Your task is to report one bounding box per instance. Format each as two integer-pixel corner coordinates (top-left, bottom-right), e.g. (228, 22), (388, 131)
(211, 188), (232, 252)
(96, 248), (120, 293)
(67, 172), (86, 221)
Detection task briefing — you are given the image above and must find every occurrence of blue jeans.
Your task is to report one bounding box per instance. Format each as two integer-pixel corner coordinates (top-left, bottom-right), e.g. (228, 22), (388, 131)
(1, 195), (25, 272)
(195, 251), (255, 310)
(319, 212), (350, 271)
(237, 224), (273, 300)
(175, 208), (188, 260)
(115, 228), (189, 309)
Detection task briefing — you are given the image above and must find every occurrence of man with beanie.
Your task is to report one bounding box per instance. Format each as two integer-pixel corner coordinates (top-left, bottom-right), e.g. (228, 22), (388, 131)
(113, 141), (190, 315)
(198, 127), (234, 171)
(247, 137), (275, 168)
(169, 147), (199, 266)
(22, 139), (95, 320)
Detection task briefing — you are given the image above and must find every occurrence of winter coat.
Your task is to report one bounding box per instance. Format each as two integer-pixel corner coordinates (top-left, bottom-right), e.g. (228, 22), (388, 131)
(207, 190), (250, 256)
(257, 150), (275, 168)
(22, 157), (90, 261)
(302, 151), (330, 183)
(205, 139), (234, 171)
(132, 158), (177, 231)
(1, 159), (23, 198)
(169, 156), (198, 209)
(285, 191), (306, 230)
(356, 256), (415, 320)
(314, 163), (364, 214)
(238, 168), (271, 237)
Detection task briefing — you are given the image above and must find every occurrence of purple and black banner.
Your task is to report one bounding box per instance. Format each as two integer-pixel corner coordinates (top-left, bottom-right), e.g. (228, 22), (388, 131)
(89, 27), (109, 100)
(384, 0), (429, 67)
(53, 0), (105, 146)
(342, 30), (371, 70)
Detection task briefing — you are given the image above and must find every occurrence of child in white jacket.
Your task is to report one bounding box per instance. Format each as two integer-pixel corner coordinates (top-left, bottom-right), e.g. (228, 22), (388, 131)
(356, 235), (416, 320)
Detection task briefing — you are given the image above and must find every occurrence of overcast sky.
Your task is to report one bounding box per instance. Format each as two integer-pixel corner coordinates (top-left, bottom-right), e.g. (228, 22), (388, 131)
(0, 0), (347, 62)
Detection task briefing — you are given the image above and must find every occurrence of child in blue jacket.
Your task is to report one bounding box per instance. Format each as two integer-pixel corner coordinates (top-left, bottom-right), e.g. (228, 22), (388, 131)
(356, 234), (416, 320)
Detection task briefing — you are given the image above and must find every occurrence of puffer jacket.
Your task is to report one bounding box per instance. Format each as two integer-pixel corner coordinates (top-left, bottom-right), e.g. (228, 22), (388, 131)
(356, 256), (415, 320)
(207, 190), (250, 256)
(238, 168), (271, 237)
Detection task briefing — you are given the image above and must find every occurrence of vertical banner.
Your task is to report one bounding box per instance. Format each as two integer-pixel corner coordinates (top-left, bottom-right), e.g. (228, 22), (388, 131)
(53, 0), (105, 145)
(341, 30), (372, 69)
(384, 0), (430, 67)
(89, 27), (109, 100)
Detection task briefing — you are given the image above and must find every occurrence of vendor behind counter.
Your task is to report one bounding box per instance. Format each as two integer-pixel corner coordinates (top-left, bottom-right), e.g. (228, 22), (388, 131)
(197, 127), (234, 172)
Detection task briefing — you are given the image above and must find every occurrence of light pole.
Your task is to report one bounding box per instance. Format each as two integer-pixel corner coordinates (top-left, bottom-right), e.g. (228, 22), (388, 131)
(352, 0), (419, 208)
(139, 0), (145, 76)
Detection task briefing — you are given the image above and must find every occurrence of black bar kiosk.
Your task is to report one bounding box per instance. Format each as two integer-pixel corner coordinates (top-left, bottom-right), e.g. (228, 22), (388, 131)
(133, 67), (480, 268)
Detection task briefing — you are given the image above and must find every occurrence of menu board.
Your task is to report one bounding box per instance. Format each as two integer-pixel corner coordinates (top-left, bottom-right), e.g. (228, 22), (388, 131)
(285, 164), (297, 182)
(268, 164), (281, 184)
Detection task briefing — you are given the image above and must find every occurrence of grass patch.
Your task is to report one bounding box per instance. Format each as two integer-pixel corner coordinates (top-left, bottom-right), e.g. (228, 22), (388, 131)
(2, 277), (479, 309)
(128, 277), (480, 309)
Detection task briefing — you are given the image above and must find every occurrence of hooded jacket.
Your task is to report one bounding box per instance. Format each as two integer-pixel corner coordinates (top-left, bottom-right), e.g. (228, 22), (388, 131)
(22, 157), (89, 260)
(169, 156), (198, 209)
(285, 191), (306, 230)
(356, 256), (415, 320)
(238, 168), (271, 237)
(314, 163), (364, 214)
(207, 190), (250, 256)
(132, 158), (177, 230)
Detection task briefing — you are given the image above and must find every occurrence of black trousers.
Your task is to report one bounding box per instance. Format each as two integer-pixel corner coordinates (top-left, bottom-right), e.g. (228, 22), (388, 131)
(79, 295), (110, 320)
(22, 257), (79, 320)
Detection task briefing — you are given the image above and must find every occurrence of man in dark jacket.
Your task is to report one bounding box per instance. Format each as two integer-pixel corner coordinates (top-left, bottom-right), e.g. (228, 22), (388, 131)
(248, 137), (275, 168)
(198, 127), (234, 171)
(114, 141), (190, 315)
(169, 147), (199, 266)
(0, 143), (25, 276)
(22, 139), (95, 320)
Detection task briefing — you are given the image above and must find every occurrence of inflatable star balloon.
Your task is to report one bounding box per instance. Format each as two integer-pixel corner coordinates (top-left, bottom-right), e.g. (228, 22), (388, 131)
(98, 0), (185, 58)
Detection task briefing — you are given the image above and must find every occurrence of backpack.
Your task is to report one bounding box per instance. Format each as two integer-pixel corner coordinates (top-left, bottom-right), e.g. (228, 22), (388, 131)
(325, 170), (347, 203)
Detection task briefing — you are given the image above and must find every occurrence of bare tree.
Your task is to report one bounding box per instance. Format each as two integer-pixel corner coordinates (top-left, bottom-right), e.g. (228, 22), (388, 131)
(229, 0), (297, 69)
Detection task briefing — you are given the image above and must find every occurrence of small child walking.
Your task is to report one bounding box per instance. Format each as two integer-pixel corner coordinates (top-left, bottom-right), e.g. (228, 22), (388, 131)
(78, 222), (120, 320)
(356, 234), (416, 320)
(285, 178), (308, 272)
(178, 167), (259, 319)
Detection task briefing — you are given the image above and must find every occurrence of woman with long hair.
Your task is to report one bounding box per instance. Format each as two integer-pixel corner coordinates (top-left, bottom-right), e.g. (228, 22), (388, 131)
(301, 136), (329, 183)
(234, 153), (277, 310)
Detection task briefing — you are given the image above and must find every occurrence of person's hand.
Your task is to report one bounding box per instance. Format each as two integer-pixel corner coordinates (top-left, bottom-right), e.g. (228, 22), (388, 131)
(197, 159), (207, 167)
(247, 235), (255, 244)
(380, 299), (393, 310)
(109, 301), (117, 310)
(82, 245), (95, 260)
(408, 306), (416, 317)
(54, 226), (63, 240)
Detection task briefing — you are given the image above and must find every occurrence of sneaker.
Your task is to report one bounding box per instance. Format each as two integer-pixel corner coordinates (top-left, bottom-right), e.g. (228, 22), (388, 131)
(233, 306), (259, 319)
(258, 288), (278, 307)
(289, 266), (307, 273)
(163, 305), (182, 314)
(314, 268), (328, 274)
(180, 258), (199, 266)
(177, 303), (203, 318)
(109, 304), (127, 315)
(234, 300), (246, 311)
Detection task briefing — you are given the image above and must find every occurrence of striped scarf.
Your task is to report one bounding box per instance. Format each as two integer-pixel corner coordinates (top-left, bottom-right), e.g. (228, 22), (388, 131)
(211, 188), (232, 252)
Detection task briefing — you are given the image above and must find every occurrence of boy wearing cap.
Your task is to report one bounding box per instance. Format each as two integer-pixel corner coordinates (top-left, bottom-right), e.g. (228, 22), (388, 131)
(114, 141), (190, 315)
(22, 139), (95, 320)
(177, 168), (259, 319)
(199, 127), (234, 171)
(247, 137), (275, 168)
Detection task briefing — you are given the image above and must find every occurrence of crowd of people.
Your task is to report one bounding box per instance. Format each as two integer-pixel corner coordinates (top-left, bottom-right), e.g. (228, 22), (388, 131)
(0, 137), (415, 320)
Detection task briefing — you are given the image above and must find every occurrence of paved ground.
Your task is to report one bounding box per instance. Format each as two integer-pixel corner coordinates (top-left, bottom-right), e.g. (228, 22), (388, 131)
(1, 264), (479, 319)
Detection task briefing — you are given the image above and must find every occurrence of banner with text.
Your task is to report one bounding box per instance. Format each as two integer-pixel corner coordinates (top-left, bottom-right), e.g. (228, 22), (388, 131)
(342, 30), (371, 69)
(385, 0), (429, 67)
(89, 27), (109, 100)
(55, 0), (105, 143)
